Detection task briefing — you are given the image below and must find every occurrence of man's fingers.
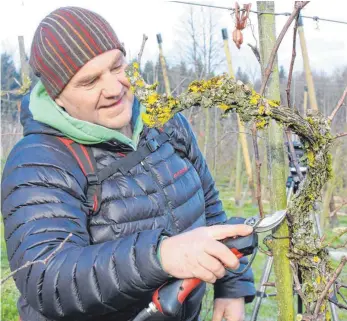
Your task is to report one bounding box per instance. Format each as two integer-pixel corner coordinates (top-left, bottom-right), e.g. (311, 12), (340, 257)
(212, 301), (224, 321)
(191, 265), (217, 284)
(208, 224), (253, 240)
(197, 253), (226, 279)
(204, 240), (240, 270)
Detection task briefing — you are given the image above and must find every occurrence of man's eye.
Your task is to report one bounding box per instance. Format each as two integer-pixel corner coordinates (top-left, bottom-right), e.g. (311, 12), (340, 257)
(85, 78), (97, 86)
(112, 65), (123, 72)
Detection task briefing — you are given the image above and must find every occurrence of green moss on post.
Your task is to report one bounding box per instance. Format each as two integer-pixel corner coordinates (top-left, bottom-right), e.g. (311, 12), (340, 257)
(257, 2), (294, 320)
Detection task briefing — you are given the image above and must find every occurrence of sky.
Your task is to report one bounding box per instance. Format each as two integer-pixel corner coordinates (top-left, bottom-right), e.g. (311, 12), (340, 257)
(1, 0), (347, 80)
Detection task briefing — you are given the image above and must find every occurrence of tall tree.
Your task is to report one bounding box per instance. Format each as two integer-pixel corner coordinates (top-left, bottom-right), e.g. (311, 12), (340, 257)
(279, 65), (286, 82)
(235, 67), (250, 84)
(142, 60), (155, 84)
(1, 53), (20, 92)
(1, 52), (20, 113)
(176, 6), (223, 80)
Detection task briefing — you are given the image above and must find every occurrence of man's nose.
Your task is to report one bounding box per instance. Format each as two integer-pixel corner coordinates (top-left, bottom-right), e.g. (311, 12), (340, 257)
(101, 74), (123, 98)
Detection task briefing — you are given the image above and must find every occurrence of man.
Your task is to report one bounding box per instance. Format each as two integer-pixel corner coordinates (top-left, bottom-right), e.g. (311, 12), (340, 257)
(1, 6), (255, 321)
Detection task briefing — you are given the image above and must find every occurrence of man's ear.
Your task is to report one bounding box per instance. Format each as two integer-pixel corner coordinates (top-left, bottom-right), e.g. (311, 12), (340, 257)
(55, 97), (64, 108)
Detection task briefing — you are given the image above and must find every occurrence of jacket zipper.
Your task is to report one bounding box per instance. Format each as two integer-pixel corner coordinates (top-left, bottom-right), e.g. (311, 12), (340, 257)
(140, 159), (178, 234)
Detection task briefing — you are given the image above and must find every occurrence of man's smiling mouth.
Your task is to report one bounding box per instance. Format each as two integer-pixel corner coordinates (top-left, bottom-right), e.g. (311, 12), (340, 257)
(101, 95), (124, 109)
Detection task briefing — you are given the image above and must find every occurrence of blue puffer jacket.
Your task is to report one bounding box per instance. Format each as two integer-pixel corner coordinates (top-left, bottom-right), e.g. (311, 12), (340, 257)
(1, 96), (255, 321)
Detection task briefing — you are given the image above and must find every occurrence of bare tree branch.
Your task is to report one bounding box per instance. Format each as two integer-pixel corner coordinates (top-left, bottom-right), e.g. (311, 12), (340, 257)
(329, 239), (347, 250)
(247, 43), (261, 65)
(171, 77), (188, 95)
(258, 1), (309, 96)
(329, 86), (347, 121)
(329, 298), (347, 310)
(329, 199), (347, 217)
(137, 34), (148, 68)
(313, 256), (347, 318)
(290, 261), (310, 311)
(334, 132), (347, 139)
(283, 12), (305, 183)
(322, 228), (347, 249)
(1, 233), (73, 285)
(286, 14), (299, 108)
(251, 123), (264, 218)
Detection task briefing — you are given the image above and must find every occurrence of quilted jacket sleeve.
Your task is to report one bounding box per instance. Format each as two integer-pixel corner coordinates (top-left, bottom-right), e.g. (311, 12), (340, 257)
(169, 113), (256, 303)
(1, 136), (171, 320)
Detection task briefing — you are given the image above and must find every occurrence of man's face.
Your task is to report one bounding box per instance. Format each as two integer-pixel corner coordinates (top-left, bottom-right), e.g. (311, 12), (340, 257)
(55, 49), (134, 130)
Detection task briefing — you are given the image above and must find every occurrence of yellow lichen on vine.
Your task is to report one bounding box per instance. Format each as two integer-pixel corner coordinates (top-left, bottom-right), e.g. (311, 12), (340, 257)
(268, 99), (280, 107)
(219, 103), (231, 111)
(250, 89), (261, 105)
(188, 84), (200, 93)
(313, 256), (320, 263)
(258, 105), (265, 115)
(147, 93), (159, 105)
(158, 113), (172, 124)
(255, 118), (267, 129)
(142, 113), (155, 127)
(316, 276), (321, 284)
(141, 103), (173, 128)
(320, 303), (326, 313)
(167, 97), (178, 109)
(188, 77), (223, 94)
(307, 150), (315, 167)
(158, 105), (172, 117)
(135, 79), (145, 87)
(306, 117), (315, 125)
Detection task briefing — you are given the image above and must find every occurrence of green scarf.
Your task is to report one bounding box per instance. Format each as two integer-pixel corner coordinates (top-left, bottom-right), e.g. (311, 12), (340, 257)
(29, 81), (145, 150)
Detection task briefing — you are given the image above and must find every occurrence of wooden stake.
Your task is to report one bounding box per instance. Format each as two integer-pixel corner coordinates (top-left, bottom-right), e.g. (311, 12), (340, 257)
(303, 85), (308, 117)
(156, 34), (171, 97)
(257, 2), (294, 320)
(221, 28), (256, 204)
(298, 14), (319, 111)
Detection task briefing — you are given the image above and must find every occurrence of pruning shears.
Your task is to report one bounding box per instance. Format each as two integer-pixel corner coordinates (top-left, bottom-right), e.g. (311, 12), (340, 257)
(133, 210), (287, 321)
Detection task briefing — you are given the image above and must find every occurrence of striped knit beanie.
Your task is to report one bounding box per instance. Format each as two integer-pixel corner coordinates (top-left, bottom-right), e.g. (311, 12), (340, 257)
(29, 7), (126, 99)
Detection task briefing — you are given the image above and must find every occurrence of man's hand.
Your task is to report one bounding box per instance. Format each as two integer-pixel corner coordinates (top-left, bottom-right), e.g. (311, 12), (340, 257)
(159, 224), (253, 283)
(212, 297), (245, 321)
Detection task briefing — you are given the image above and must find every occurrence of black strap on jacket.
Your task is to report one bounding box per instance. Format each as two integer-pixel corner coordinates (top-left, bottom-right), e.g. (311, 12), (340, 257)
(57, 126), (175, 215)
(97, 126), (174, 181)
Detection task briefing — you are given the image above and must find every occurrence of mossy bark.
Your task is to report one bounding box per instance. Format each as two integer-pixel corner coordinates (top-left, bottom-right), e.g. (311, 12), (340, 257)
(322, 147), (341, 228)
(126, 59), (335, 320)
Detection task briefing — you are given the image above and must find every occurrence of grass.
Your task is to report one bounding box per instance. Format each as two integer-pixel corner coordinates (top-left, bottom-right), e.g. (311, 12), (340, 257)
(1, 185), (346, 321)
(1, 222), (20, 321)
